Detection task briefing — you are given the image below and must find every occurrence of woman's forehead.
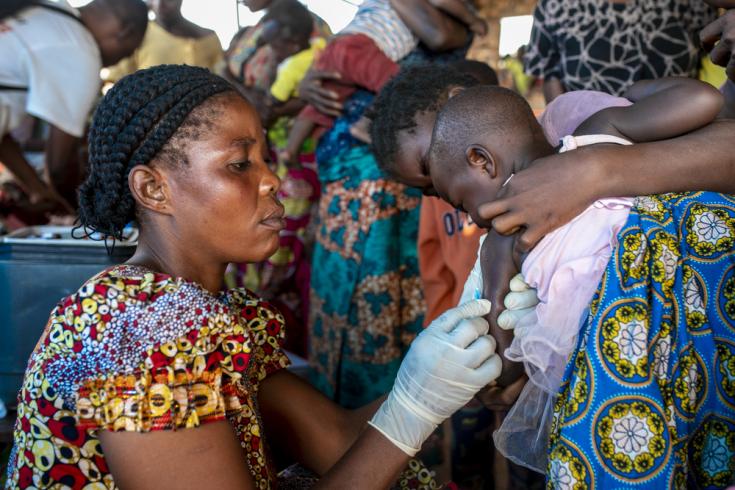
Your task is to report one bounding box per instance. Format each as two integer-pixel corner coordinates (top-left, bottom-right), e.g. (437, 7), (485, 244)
(210, 97), (264, 140)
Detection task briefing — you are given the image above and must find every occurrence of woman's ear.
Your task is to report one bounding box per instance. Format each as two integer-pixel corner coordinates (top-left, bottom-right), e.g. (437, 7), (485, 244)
(128, 165), (173, 215)
(465, 144), (497, 178)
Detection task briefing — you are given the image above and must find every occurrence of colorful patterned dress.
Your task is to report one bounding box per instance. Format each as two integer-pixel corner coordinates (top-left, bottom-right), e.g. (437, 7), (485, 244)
(547, 192), (735, 489)
(6, 265), (290, 489)
(307, 44), (470, 408)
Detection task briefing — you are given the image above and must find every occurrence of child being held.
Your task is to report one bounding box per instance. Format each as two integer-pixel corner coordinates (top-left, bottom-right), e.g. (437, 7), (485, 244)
(427, 78), (735, 482)
(280, 0), (487, 164)
(248, 0), (322, 129)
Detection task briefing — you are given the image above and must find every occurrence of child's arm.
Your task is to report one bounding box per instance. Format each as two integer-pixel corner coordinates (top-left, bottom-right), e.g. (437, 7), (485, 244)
(426, 0), (487, 35)
(480, 230), (526, 387)
(282, 116), (314, 167)
(389, 0), (469, 52)
(575, 77), (724, 142)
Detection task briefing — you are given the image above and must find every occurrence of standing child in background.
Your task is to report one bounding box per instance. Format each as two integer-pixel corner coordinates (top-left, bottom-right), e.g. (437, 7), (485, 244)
(280, 0), (487, 164)
(428, 80), (735, 487)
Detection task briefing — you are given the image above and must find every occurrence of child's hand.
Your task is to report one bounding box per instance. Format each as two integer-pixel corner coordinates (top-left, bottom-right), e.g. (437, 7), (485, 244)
(476, 374), (527, 411)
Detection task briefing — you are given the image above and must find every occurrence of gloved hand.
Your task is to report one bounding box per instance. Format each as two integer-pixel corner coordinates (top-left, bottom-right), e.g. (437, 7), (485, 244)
(497, 273), (539, 336)
(369, 299), (501, 455)
(458, 240), (539, 335)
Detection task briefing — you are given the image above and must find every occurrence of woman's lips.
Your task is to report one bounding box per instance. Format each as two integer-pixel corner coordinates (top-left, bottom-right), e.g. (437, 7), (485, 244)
(261, 206), (286, 230)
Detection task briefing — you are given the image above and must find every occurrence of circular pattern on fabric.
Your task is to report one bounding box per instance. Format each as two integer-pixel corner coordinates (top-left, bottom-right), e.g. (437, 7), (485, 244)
(563, 349), (594, 425)
(593, 397), (670, 481)
(635, 195), (669, 221)
(548, 437), (593, 490)
(685, 203), (735, 260)
(598, 300), (652, 385)
(648, 230), (680, 297)
(682, 265), (710, 333)
(715, 338), (735, 410)
(651, 322), (673, 382)
(672, 345), (708, 420)
(616, 227), (648, 290)
(689, 415), (735, 488)
(718, 264), (735, 333)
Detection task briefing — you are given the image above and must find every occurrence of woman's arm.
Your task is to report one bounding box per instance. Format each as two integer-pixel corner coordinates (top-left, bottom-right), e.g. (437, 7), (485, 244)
(389, 0), (469, 52)
(298, 69), (345, 118)
(426, 0), (487, 35)
(575, 78), (723, 142)
(722, 79), (735, 118)
(478, 120), (735, 251)
(262, 300), (499, 488)
(259, 370), (376, 474)
(100, 421), (257, 490)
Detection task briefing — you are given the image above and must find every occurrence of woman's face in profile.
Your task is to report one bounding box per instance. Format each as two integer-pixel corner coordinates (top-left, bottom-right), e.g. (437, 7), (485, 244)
(160, 94), (284, 265)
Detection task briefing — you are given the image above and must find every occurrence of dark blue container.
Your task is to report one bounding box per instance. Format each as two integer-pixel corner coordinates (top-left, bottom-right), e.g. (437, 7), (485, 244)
(0, 226), (135, 408)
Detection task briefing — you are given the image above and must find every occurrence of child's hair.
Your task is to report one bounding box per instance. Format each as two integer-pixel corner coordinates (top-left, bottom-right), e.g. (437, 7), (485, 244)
(430, 85), (537, 170)
(262, 0), (312, 47)
(369, 64), (481, 176)
(78, 64), (235, 240)
(450, 59), (499, 86)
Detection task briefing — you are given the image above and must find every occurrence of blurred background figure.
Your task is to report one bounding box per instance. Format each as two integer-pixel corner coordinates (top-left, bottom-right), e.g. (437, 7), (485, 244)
(222, 0), (330, 357)
(0, 0), (147, 224)
(104, 0), (223, 82)
(525, 0), (718, 102)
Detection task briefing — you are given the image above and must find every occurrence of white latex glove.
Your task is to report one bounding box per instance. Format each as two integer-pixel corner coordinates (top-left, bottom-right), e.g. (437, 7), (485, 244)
(458, 237), (540, 335)
(497, 273), (539, 335)
(369, 299), (501, 455)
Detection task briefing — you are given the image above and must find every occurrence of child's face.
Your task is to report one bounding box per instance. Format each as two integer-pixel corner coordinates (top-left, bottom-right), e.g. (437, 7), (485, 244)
(390, 111), (438, 195)
(428, 145), (502, 228)
(270, 38), (302, 63)
(260, 20), (305, 62)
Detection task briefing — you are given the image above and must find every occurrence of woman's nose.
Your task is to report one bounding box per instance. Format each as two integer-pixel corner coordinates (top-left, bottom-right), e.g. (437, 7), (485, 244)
(260, 165), (281, 195)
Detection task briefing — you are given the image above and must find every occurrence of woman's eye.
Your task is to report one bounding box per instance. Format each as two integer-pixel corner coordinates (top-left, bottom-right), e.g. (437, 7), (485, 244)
(228, 160), (251, 172)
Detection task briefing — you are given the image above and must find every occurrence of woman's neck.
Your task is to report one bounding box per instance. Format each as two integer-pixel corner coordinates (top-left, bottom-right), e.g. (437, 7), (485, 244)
(127, 229), (226, 294)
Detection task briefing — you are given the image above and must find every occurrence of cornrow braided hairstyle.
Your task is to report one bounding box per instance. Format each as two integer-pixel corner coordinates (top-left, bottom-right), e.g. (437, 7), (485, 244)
(78, 64), (234, 240)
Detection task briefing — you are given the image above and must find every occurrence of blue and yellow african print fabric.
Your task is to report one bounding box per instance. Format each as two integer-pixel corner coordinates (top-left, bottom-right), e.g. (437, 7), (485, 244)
(548, 192), (735, 489)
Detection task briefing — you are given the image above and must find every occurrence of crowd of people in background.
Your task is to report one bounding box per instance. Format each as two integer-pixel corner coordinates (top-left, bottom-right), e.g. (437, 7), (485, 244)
(2, 0), (735, 488)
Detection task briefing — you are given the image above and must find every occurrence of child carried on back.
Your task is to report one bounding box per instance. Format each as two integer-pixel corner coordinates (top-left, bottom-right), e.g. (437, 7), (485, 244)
(426, 77), (735, 483)
(279, 0), (487, 164)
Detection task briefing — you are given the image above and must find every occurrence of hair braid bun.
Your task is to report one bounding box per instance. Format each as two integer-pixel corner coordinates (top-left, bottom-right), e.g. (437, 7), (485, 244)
(78, 65), (234, 239)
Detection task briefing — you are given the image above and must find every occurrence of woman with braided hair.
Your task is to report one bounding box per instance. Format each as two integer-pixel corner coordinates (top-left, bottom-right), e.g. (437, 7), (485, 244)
(5, 64), (509, 489)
